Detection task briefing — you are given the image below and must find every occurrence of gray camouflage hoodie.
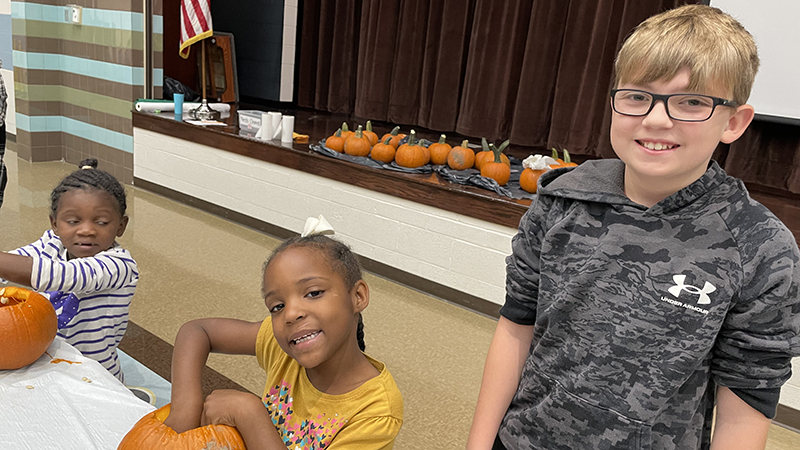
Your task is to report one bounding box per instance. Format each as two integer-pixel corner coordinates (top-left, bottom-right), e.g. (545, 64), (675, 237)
(499, 159), (800, 450)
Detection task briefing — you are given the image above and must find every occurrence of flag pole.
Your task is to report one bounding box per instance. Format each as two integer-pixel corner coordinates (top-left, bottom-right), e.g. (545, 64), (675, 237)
(189, 38), (220, 121)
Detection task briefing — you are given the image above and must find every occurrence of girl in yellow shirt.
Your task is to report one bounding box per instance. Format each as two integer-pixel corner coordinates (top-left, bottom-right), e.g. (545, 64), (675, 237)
(165, 218), (403, 449)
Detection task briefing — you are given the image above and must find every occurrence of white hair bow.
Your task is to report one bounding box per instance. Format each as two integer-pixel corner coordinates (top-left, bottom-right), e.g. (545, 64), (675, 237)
(301, 215), (335, 237)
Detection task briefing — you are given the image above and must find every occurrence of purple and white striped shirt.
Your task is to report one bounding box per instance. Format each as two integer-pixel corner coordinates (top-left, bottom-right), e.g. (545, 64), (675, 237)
(6, 230), (138, 382)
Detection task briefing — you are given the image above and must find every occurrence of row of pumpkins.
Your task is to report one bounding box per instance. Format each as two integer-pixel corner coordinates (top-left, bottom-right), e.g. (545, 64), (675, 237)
(0, 286), (246, 448)
(326, 121), (578, 192)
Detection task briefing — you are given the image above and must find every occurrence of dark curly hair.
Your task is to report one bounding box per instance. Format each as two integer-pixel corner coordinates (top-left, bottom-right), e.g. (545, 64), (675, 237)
(264, 234), (367, 351)
(50, 159), (127, 218)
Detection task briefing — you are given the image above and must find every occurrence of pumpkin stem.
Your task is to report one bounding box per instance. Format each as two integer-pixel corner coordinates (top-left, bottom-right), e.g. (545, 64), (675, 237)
(438, 134), (447, 145)
(354, 125), (363, 138)
(552, 148), (560, 160)
(390, 126), (400, 136)
(461, 139), (469, 148)
(409, 130), (417, 146)
(334, 128), (342, 137)
(563, 149), (572, 164)
(342, 122), (350, 132)
(366, 120), (374, 133)
(382, 136), (392, 145)
(497, 139), (510, 153)
(491, 142), (503, 163)
(481, 137), (490, 153)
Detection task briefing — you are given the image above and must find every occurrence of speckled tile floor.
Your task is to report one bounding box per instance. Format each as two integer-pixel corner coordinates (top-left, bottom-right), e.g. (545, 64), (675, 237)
(1, 145), (798, 449)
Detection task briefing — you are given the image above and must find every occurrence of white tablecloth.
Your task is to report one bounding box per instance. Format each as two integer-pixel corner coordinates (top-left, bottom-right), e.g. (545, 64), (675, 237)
(0, 337), (156, 449)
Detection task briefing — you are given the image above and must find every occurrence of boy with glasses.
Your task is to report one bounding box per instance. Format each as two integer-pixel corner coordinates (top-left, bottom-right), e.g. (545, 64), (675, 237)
(469, 5), (799, 450)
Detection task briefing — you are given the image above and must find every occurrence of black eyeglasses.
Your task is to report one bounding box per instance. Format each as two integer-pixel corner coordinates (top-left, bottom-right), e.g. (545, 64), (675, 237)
(610, 89), (739, 122)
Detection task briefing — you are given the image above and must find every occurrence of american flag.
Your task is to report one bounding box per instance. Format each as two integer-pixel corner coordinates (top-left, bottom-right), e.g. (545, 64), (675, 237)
(179, 0), (213, 58)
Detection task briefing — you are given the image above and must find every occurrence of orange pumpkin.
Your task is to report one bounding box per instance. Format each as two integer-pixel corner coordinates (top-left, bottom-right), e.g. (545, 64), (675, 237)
(371, 136), (396, 163)
(447, 139), (475, 170)
(395, 130), (428, 168)
(519, 168), (547, 193)
(475, 139), (510, 169)
(117, 404), (246, 450)
(480, 142), (511, 186)
(363, 120), (379, 147)
(380, 126), (406, 149)
(344, 126), (372, 157)
(0, 286), (58, 369)
(340, 122), (354, 141)
(325, 128), (345, 153)
(549, 148), (578, 169)
(428, 134), (452, 165)
(561, 149), (578, 167)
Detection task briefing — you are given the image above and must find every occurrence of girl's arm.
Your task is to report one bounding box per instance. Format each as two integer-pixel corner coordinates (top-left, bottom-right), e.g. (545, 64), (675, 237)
(201, 389), (288, 450)
(164, 318), (262, 433)
(0, 252), (33, 286)
(710, 386), (770, 450)
(466, 316), (535, 449)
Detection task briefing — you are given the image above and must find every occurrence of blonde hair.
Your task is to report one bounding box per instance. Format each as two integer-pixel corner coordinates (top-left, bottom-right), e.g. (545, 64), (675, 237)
(614, 4), (759, 105)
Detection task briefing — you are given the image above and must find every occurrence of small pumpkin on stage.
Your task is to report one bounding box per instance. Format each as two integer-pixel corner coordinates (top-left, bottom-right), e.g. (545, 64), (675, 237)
(447, 139), (475, 170)
(428, 134), (452, 165)
(325, 128), (345, 152)
(117, 404), (246, 450)
(0, 286), (58, 370)
(344, 125), (372, 157)
(363, 120), (379, 147)
(549, 148), (578, 169)
(519, 154), (554, 194)
(475, 139), (510, 170)
(395, 130), (428, 168)
(380, 126), (406, 149)
(480, 139), (511, 186)
(371, 136), (396, 163)
(340, 122), (355, 141)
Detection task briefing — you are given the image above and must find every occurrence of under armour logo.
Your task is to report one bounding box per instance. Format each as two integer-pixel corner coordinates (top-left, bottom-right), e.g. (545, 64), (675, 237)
(668, 275), (716, 305)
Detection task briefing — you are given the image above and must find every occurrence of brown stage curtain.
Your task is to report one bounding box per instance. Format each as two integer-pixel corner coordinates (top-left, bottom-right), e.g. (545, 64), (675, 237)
(298, 0), (694, 156)
(720, 122), (800, 194)
(297, 0), (362, 113)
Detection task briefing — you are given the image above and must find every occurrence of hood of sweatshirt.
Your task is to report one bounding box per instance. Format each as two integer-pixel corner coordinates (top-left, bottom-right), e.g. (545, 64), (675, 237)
(537, 159), (747, 218)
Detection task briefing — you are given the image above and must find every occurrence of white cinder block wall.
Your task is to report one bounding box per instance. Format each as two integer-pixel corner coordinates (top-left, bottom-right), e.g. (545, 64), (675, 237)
(133, 128), (800, 411)
(780, 358), (800, 411)
(133, 128), (516, 305)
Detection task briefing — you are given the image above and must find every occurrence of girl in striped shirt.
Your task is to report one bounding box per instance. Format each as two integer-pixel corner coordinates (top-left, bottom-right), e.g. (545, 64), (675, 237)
(0, 159), (137, 382)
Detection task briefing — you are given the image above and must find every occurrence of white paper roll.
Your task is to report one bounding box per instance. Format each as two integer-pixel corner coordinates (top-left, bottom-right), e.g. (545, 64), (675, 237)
(134, 101), (231, 113)
(268, 112), (282, 140)
(281, 115), (295, 143)
(260, 112), (274, 141)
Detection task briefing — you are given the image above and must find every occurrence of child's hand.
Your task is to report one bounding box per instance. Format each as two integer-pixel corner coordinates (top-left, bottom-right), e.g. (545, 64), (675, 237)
(163, 404), (202, 434)
(201, 389), (263, 428)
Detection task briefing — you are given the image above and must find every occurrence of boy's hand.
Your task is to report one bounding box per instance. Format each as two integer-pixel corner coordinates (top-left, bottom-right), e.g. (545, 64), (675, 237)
(201, 389), (263, 428)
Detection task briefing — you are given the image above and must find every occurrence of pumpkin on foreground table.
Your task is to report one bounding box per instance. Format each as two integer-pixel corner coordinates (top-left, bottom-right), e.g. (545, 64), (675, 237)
(117, 404), (246, 450)
(0, 286), (58, 370)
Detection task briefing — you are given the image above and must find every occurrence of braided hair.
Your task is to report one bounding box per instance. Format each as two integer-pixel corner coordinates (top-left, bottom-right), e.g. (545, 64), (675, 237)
(264, 234), (367, 351)
(50, 159), (127, 218)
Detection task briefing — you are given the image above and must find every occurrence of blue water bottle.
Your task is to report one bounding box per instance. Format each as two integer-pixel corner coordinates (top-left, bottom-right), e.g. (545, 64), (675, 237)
(173, 93), (184, 121)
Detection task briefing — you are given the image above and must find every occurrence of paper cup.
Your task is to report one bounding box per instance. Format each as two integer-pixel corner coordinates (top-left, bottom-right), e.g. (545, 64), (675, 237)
(281, 116), (295, 143)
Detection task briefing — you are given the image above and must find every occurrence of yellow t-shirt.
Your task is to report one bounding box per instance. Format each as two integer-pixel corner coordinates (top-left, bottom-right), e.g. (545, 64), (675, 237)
(256, 317), (404, 450)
